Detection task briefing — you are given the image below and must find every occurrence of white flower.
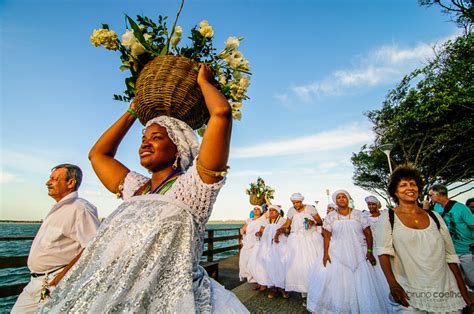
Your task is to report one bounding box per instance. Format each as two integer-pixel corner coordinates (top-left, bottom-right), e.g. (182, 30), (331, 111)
(227, 50), (244, 69)
(170, 26), (182, 47)
(130, 42), (146, 56)
(230, 102), (243, 110)
(239, 76), (250, 89)
(198, 20), (214, 38)
(232, 110), (242, 121)
(90, 29), (119, 50)
(226, 36), (240, 49)
(240, 59), (251, 71)
(170, 36), (181, 47)
(143, 33), (152, 41)
(174, 26), (183, 37)
(122, 29), (136, 47)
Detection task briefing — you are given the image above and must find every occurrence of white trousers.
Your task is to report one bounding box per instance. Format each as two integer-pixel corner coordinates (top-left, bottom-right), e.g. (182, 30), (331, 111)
(11, 271), (59, 314)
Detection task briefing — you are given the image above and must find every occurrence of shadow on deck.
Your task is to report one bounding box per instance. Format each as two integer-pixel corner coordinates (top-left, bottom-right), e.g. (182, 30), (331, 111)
(218, 255), (307, 313)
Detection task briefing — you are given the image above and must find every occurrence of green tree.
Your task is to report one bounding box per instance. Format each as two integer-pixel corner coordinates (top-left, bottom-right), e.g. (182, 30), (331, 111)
(419, 0), (473, 33)
(352, 33), (474, 200)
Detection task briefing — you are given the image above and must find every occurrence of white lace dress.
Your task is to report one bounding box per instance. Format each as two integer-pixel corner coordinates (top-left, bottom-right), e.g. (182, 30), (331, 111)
(285, 206), (323, 293)
(307, 210), (388, 313)
(40, 162), (249, 313)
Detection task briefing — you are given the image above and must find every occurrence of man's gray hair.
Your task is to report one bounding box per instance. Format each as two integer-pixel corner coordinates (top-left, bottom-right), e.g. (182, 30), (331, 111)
(430, 183), (448, 197)
(52, 163), (83, 190)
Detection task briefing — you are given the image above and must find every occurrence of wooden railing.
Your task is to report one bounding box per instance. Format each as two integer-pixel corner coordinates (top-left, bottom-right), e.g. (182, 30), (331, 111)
(0, 228), (242, 298)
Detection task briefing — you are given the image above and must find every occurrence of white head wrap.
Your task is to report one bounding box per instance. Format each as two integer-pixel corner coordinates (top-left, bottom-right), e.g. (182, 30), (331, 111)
(253, 205), (263, 212)
(332, 189), (352, 207)
(290, 193), (304, 201)
(365, 195), (381, 209)
(327, 203), (337, 210)
(144, 116), (199, 171)
(268, 204), (283, 215)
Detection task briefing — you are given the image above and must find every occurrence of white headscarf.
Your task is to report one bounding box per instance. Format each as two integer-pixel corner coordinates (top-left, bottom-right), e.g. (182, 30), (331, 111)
(332, 189), (352, 207)
(290, 192), (304, 201)
(268, 204), (283, 215)
(144, 116), (199, 170)
(365, 195), (381, 209)
(327, 203), (337, 210)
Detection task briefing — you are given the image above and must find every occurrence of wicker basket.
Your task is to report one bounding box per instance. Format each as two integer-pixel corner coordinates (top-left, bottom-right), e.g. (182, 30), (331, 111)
(249, 194), (265, 206)
(134, 55), (210, 129)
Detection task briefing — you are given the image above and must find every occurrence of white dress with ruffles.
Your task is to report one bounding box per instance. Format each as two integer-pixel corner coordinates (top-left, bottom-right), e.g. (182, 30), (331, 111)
(260, 217), (288, 289)
(307, 210), (388, 313)
(375, 209), (466, 313)
(40, 162), (248, 313)
(285, 206), (323, 293)
(239, 216), (265, 282)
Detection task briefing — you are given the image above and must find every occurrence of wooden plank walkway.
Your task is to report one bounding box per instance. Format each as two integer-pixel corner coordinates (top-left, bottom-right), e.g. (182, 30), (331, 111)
(218, 255), (307, 313)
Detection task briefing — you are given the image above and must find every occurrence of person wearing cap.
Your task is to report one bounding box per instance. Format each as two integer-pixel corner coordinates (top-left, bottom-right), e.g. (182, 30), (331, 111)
(307, 189), (388, 313)
(364, 195), (382, 225)
(239, 205), (266, 286)
(253, 204), (290, 299)
(274, 192), (323, 305)
(326, 203), (337, 215)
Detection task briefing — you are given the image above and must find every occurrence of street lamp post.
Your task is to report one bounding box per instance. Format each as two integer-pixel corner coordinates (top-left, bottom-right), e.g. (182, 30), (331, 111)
(378, 143), (394, 173)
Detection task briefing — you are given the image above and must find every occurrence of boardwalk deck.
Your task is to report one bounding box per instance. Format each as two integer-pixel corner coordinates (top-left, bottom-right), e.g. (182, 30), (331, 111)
(219, 256), (307, 313)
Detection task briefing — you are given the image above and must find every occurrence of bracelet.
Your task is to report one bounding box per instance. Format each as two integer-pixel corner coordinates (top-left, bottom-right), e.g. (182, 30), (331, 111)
(196, 157), (229, 178)
(127, 107), (138, 119)
(367, 248), (373, 253)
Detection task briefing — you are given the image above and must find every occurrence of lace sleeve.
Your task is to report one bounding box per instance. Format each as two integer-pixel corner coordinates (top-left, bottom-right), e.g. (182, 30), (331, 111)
(122, 171), (149, 201)
(170, 160), (225, 224)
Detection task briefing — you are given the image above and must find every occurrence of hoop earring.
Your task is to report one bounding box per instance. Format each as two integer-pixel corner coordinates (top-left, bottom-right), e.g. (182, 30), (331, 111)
(172, 156), (179, 170)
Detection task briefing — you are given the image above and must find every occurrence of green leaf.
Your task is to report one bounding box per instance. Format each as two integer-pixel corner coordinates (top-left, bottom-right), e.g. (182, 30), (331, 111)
(125, 15), (159, 55)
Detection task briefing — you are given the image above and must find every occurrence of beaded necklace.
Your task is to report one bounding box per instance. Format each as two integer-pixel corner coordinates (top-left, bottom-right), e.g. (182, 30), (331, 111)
(138, 169), (183, 196)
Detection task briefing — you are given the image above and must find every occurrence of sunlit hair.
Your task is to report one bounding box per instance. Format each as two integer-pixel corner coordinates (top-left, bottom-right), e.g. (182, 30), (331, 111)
(387, 164), (424, 204)
(430, 183), (448, 197)
(52, 163), (83, 190)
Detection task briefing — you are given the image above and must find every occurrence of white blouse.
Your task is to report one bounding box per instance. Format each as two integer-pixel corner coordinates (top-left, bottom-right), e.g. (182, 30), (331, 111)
(375, 209), (465, 312)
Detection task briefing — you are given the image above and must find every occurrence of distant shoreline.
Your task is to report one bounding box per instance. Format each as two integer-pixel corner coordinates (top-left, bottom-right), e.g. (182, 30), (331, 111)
(0, 220), (42, 224)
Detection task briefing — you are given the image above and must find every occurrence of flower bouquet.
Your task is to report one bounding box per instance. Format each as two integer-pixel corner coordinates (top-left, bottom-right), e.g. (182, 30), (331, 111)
(89, 0), (251, 130)
(245, 177), (275, 206)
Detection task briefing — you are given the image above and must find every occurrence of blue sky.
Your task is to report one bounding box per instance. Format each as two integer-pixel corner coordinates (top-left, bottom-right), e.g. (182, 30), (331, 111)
(1, 0), (472, 221)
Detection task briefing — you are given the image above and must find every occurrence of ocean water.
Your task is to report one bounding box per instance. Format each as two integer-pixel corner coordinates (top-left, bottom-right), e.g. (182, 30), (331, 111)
(0, 223), (242, 312)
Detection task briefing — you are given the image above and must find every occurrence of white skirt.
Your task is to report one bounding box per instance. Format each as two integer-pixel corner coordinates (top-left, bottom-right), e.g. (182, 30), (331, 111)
(285, 229), (323, 293)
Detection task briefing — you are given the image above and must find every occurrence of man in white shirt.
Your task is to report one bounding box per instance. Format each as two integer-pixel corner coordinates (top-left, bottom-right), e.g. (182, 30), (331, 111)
(11, 164), (100, 314)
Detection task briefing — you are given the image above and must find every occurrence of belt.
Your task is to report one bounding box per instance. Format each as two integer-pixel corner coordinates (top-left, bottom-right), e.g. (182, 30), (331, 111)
(31, 265), (66, 278)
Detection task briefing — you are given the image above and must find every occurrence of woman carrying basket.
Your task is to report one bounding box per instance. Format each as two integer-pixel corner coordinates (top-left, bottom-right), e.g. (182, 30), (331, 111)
(40, 65), (248, 313)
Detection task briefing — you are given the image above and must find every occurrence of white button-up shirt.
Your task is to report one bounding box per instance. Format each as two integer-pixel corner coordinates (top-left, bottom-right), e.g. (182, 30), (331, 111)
(28, 191), (100, 273)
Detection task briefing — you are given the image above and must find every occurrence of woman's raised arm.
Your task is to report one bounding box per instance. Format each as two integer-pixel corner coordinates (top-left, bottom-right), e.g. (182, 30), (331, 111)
(196, 64), (233, 184)
(88, 102), (137, 193)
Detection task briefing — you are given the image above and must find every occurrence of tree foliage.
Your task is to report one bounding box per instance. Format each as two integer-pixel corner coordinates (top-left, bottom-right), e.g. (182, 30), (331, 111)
(352, 33), (474, 200)
(419, 0), (473, 33)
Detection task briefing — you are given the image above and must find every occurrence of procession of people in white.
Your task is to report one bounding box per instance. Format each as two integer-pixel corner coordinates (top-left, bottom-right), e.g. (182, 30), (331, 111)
(239, 186), (471, 313)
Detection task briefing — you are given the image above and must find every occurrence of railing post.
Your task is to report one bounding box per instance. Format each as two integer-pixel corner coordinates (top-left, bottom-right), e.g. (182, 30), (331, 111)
(207, 230), (214, 262)
(238, 232), (243, 253)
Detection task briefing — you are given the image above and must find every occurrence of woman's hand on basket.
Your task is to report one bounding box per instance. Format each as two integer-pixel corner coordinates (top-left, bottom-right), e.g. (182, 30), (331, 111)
(197, 63), (214, 86)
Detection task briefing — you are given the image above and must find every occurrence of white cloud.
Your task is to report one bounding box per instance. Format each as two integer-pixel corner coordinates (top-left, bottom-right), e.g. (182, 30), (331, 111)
(278, 35), (455, 103)
(232, 123), (373, 159)
(0, 170), (16, 183)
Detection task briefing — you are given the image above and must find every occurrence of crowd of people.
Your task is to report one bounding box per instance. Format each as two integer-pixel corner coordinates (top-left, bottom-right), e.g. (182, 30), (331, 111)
(239, 165), (474, 313)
